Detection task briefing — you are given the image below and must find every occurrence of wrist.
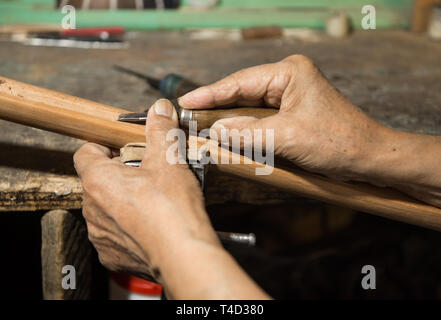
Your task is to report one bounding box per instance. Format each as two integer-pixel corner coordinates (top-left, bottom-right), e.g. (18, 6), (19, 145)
(352, 127), (439, 188)
(141, 215), (222, 274)
(145, 236), (268, 299)
(146, 231), (226, 296)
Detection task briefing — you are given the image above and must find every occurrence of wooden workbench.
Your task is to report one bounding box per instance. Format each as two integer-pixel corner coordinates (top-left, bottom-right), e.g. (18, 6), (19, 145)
(0, 30), (440, 299)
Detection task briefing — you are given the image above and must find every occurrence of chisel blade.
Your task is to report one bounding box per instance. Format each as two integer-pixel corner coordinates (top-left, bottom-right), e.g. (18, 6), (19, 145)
(117, 112), (147, 124)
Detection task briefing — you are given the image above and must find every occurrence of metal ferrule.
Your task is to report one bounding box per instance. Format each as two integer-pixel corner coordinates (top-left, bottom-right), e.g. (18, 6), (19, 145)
(179, 108), (193, 128)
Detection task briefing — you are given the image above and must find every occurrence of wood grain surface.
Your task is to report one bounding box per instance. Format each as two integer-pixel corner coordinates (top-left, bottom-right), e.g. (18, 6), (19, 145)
(192, 107), (278, 130)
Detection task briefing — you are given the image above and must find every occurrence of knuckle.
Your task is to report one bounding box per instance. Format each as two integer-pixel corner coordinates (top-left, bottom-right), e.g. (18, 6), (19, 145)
(89, 230), (105, 243)
(81, 171), (98, 192)
(232, 69), (246, 79)
(72, 151), (81, 167)
(85, 221), (97, 239)
(86, 226), (110, 247)
(97, 252), (112, 269)
(73, 144), (102, 174)
(82, 205), (92, 221)
(283, 54), (316, 70)
(87, 231), (95, 243)
(81, 169), (107, 199)
(73, 150), (86, 172)
(76, 143), (96, 157)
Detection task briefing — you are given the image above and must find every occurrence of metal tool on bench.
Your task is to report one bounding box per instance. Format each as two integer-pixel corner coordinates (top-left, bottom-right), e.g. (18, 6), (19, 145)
(119, 142), (256, 247)
(14, 27), (128, 49)
(113, 66), (200, 100)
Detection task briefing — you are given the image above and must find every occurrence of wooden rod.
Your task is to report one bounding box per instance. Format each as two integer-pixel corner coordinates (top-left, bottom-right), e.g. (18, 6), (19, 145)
(0, 92), (144, 149)
(0, 76), (127, 121)
(1, 76), (441, 231)
(208, 144), (441, 231)
(0, 75), (278, 130)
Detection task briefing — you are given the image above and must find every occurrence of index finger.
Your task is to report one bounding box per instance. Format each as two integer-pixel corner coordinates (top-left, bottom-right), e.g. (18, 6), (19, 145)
(73, 142), (115, 178)
(178, 62), (288, 110)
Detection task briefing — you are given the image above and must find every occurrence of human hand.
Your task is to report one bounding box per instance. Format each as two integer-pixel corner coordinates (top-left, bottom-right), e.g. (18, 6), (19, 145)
(73, 99), (220, 281)
(179, 54), (395, 182)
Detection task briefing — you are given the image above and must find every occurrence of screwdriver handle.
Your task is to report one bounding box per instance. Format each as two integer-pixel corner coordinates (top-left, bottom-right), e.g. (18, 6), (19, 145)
(159, 74), (199, 99)
(118, 106), (279, 130)
(181, 107), (278, 130)
(158, 74), (279, 128)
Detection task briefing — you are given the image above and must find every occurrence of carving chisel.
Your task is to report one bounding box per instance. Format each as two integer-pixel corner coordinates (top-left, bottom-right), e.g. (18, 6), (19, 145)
(114, 66), (278, 129)
(113, 66), (199, 99)
(118, 104), (278, 130)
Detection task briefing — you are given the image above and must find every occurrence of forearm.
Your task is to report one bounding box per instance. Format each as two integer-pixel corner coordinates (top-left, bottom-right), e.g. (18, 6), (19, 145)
(356, 127), (441, 207)
(146, 236), (270, 300)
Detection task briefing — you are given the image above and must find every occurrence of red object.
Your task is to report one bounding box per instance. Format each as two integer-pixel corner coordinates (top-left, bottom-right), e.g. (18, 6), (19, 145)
(109, 272), (162, 295)
(61, 27), (125, 37)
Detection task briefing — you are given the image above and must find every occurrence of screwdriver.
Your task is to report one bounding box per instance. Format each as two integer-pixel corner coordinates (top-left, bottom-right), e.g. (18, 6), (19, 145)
(114, 66), (278, 130)
(113, 65), (199, 100)
(118, 104), (277, 130)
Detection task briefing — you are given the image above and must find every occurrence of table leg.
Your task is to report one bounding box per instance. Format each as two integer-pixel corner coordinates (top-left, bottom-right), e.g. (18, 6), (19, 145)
(41, 209), (92, 300)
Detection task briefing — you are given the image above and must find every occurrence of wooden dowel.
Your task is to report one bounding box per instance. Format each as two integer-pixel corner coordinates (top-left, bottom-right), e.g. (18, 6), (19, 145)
(208, 144), (441, 231)
(0, 76), (127, 121)
(0, 92), (144, 148)
(1, 76), (441, 231)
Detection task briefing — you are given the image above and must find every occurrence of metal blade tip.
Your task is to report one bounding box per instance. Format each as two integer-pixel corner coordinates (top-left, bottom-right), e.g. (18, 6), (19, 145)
(117, 112), (147, 123)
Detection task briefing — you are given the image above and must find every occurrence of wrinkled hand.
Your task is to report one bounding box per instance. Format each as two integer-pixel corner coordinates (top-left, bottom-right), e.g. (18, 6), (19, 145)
(73, 99), (220, 281)
(179, 54), (392, 182)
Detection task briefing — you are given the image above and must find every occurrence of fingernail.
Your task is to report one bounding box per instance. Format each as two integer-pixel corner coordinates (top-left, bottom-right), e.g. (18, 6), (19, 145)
(154, 100), (173, 118)
(211, 120), (227, 130)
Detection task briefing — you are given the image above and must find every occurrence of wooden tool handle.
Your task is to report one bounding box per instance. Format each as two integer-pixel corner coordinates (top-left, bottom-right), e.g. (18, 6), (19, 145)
(1, 76), (441, 231)
(191, 107), (278, 129)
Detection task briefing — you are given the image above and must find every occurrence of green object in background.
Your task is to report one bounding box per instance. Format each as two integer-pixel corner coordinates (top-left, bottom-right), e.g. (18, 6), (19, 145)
(183, 0), (412, 8)
(0, 0), (412, 30)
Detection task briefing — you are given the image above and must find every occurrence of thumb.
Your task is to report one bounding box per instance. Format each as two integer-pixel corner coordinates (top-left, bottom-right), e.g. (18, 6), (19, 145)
(210, 115), (279, 152)
(141, 99), (181, 167)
